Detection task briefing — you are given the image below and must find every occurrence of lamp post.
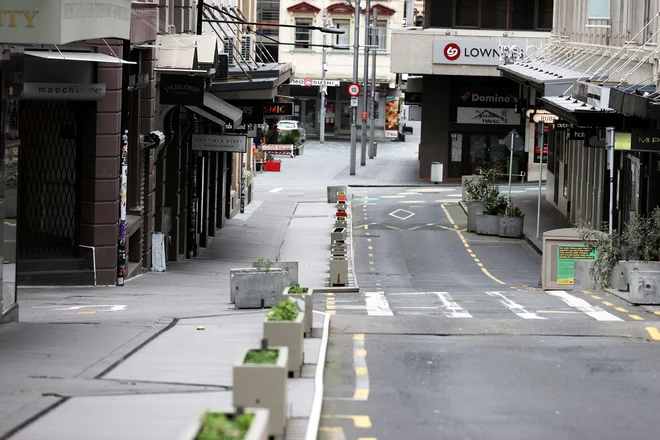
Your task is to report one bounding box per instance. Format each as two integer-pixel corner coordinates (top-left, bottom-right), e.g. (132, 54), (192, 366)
(360, 0), (371, 166)
(368, 7), (378, 159)
(350, 0), (361, 175)
(321, 9), (329, 144)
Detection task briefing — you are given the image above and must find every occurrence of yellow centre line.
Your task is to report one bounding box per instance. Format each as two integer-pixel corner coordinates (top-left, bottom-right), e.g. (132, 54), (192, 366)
(614, 307), (628, 313)
(353, 334), (365, 340)
(321, 415), (372, 429)
(646, 327), (660, 341)
(368, 246), (373, 250)
(591, 295), (602, 300)
(355, 349), (367, 356)
(602, 301), (614, 306)
(629, 314), (644, 321)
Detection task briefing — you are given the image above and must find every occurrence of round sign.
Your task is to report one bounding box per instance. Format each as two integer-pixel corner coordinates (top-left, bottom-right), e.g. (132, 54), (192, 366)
(304, 77), (313, 87)
(348, 83), (361, 97)
(444, 43), (461, 61)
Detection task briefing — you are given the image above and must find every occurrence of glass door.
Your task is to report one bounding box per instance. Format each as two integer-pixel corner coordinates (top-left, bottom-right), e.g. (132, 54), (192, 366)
(340, 102), (352, 132)
(469, 134), (488, 174)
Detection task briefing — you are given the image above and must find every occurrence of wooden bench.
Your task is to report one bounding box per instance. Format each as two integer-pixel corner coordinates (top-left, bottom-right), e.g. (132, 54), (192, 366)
(261, 144), (294, 158)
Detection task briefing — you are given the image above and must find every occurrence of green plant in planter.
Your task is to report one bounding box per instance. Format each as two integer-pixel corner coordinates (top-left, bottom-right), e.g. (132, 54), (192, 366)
(244, 348), (279, 364)
(267, 301), (299, 321)
(465, 158), (504, 203)
(196, 411), (253, 440)
(500, 205), (525, 217)
(256, 257), (271, 272)
(278, 129), (302, 147)
(484, 190), (508, 216)
(288, 284), (308, 294)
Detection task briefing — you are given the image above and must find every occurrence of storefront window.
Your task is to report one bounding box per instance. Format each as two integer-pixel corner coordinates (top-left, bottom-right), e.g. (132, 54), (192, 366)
(2, 97), (18, 316)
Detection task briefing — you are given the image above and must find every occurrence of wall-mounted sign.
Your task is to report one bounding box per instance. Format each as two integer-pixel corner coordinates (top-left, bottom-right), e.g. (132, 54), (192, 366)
(227, 100), (265, 124)
(290, 78), (340, 87)
(615, 130), (660, 152)
(525, 109), (559, 124)
(457, 107), (519, 125)
(225, 123), (257, 137)
(555, 120), (571, 131)
(0, 0), (131, 45)
(457, 88), (518, 108)
(572, 82), (611, 108)
(23, 82), (106, 101)
(404, 92), (422, 105)
(263, 102), (293, 117)
(569, 127), (588, 141)
(433, 39), (544, 66)
(191, 134), (247, 153)
(160, 74), (205, 105)
(385, 96), (400, 138)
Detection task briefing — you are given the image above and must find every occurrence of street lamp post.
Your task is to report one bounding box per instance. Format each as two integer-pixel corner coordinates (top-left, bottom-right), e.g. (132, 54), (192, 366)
(360, 0), (371, 166)
(321, 10), (328, 144)
(350, 0), (361, 175)
(368, 7), (378, 159)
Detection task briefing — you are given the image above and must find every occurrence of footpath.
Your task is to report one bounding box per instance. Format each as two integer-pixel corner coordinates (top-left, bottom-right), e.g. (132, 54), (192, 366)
(0, 132), (424, 440)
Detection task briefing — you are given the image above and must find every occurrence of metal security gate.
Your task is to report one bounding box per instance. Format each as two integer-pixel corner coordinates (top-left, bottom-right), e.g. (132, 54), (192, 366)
(18, 100), (81, 258)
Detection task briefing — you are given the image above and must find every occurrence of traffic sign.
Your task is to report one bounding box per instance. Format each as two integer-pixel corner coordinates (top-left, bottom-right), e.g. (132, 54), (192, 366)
(350, 97), (359, 107)
(362, 111), (368, 121)
(502, 128), (524, 151)
(348, 83), (361, 97)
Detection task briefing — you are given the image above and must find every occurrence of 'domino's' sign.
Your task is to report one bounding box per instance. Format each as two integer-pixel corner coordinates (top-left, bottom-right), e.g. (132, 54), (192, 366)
(433, 38), (543, 66)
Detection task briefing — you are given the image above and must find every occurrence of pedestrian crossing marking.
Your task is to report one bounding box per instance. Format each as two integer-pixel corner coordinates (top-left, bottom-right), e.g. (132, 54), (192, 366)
(487, 292), (547, 320)
(433, 292), (473, 318)
(547, 291), (622, 322)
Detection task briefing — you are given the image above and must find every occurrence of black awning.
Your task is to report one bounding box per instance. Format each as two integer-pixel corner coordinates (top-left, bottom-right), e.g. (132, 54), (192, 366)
(540, 96), (654, 130)
(186, 105), (226, 127)
(186, 93), (243, 127)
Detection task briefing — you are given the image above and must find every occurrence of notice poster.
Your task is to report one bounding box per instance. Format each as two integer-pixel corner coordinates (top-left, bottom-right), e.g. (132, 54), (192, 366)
(556, 245), (597, 285)
(385, 96), (399, 138)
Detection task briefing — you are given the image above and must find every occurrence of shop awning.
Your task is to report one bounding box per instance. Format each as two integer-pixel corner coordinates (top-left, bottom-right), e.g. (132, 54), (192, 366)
(609, 86), (660, 121)
(25, 50), (136, 65)
(498, 63), (584, 96)
(540, 95), (651, 129)
(185, 92), (243, 128)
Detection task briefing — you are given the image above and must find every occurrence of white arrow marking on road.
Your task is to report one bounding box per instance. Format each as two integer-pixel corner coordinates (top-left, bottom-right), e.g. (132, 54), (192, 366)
(388, 209), (415, 220)
(433, 292), (473, 318)
(55, 305), (127, 312)
(364, 291), (393, 316)
(546, 291), (622, 321)
(487, 292), (547, 320)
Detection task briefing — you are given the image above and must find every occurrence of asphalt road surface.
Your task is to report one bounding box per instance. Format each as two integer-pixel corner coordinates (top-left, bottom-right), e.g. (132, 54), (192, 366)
(318, 186), (660, 440)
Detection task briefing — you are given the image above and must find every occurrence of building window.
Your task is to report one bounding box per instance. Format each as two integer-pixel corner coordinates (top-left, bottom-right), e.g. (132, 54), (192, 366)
(536, 0), (553, 30)
(295, 18), (312, 48)
(444, 0), (553, 30)
(334, 19), (350, 46)
(455, 0), (479, 27)
(376, 20), (388, 50)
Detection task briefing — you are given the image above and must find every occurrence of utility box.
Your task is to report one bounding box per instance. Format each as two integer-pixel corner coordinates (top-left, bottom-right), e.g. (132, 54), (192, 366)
(431, 162), (443, 183)
(542, 228), (600, 290)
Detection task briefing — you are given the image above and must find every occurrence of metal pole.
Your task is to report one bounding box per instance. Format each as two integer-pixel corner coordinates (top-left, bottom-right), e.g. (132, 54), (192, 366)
(360, 0), (371, 166)
(196, 0), (204, 35)
(536, 121), (545, 239)
(350, 0), (361, 175)
(320, 10), (328, 144)
(607, 127), (615, 233)
(508, 131), (514, 212)
(369, 7), (378, 159)
(406, 0), (415, 27)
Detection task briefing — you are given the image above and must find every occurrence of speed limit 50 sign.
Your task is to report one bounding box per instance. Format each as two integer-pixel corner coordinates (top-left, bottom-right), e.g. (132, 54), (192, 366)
(348, 83), (361, 97)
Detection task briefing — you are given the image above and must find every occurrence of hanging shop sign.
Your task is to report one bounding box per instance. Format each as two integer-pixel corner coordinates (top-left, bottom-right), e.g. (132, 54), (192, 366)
(384, 96), (400, 138)
(554, 120), (571, 131)
(456, 107), (520, 125)
(192, 134), (247, 153)
(225, 123), (257, 137)
(615, 130), (660, 152)
(160, 74), (205, 106)
(290, 78), (340, 87)
(525, 109), (559, 124)
(0, 0), (131, 45)
(263, 102), (293, 117)
(433, 39), (544, 66)
(23, 82), (106, 101)
(227, 100), (265, 124)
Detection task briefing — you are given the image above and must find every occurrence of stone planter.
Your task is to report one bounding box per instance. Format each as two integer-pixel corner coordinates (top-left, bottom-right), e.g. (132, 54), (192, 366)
(327, 185), (347, 203)
(334, 219), (347, 228)
(336, 201), (347, 211)
(282, 287), (313, 337)
(230, 268), (287, 308)
(476, 213), (500, 236)
(331, 247), (347, 257)
(610, 261), (660, 305)
(179, 407), (269, 440)
(331, 227), (346, 244)
(498, 216), (524, 238)
(330, 257), (348, 286)
(252, 261), (299, 292)
(467, 201), (485, 233)
(233, 347), (289, 439)
(263, 313), (304, 377)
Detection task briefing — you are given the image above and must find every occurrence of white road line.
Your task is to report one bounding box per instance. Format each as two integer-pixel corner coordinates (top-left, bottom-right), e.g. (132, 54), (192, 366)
(269, 187), (283, 193)
(546, 290), (623, 321)
(432, 292), (473, 318)
(364, 291), (393, 316)
(487, 292), (547, 320)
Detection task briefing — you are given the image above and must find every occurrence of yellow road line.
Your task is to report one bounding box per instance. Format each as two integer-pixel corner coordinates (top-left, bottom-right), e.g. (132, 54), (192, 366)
(368, 253), (374, 257)
(368, 246), (373, 250)
(654, 312), (660, 316)
(629, 314), (644, 321)
(591, 295), (602, 300)
(355, 349), (367, 356)
(354, 389), (370, 399)
(327, 311), (336, 315)
(614, 307), (628, 313)
(77, 311), (96, 315)
(582, 290), (592, 295)
(365, 225), (369, 230)
(353, 334), (365, 340)
(646, 327), (660, 341)
(602, 301), (614, 306)
(355, 367), (368, 376)
(322, 415), (372, 429)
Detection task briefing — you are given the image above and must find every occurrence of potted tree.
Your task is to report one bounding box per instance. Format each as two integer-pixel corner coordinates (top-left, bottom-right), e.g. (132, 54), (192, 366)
(179, 408), (269, 440)
(278, 129), (303, 156)
(263, 153), (281, 172)
(476, 189), (507, 236)
(233, 342), (289, 439)
(263, 301), (304, 377)
(282, 284), (313, 337)
(465, 159), (503, 232)
(499, 205), (525, 238)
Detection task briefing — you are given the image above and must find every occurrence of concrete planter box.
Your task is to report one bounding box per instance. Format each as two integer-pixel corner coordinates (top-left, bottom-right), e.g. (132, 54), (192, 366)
(179, 407), (269, 440)
(252, 261), (299, 292)
(331, 248), (347, 257)
(476, 213), (500, 236)
(230, 268), (287, 308)
(498, 216), (524, 238)
(263, 313), (304, 377)
(462, 175), (483, 202)
(467, 201), (485, 233)
(330, 257), (348, 286)
(334, 219), (347, 228)
(327, 185), (347, 203)
(233, 347), (289, 439)
(331, 227), (346, 244)
(282, 287), (313, 337)
(336, 201), (347, 211)
(573, 260), (597, 292)
(610, 261), (660, 305)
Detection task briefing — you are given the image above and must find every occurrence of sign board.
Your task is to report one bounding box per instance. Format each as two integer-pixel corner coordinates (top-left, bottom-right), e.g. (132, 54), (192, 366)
(191, 134), (247, 153)
(225, 123), (257, 137)
(433, 39), (543, 66)
(348, 83), (361, 97)
(458, 88), (518, 108)
(160, 74), (205, 105)
(0, 0), (132, 45)
(555, 120), (571, 131)
(23, 82), (106, 101)
(615, 130), (660, 152)
(350, 97), (358, 107)
(557, 245), (597, 285)
(227, 100), (265, 124)
(384, 95), (399, 138)
(362, 111), (368, 121)
(456, 107), (519, 125)
(569, 127), (588, 141)
(263, 102), (293, 117)
(404, 92), (422, 105)
(502, 129), (524, 151)
(290, 78), (340, 87)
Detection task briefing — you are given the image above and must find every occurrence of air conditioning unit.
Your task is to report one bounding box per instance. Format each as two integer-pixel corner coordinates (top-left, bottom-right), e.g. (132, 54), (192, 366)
(223, 37), (236, 65)
(240, 34), (255, 61)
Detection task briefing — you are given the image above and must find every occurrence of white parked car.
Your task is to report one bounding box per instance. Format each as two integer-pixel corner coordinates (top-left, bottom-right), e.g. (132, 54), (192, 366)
(277, 120), (307, 142)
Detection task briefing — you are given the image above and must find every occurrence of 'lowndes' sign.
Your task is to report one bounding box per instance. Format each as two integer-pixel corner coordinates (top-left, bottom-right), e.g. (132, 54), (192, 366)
(433, 39), (544, 66)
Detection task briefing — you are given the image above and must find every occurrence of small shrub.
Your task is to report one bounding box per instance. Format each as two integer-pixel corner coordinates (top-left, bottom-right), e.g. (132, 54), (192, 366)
(244, 349), (279, 364)
(256, 257), (272, 272)
(288, 284), (308, 294)
(484, 190), (508, 216)
(267, 301), (299, 321)
(502, 206), (525, 218)
(196, 411), (253, 440)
